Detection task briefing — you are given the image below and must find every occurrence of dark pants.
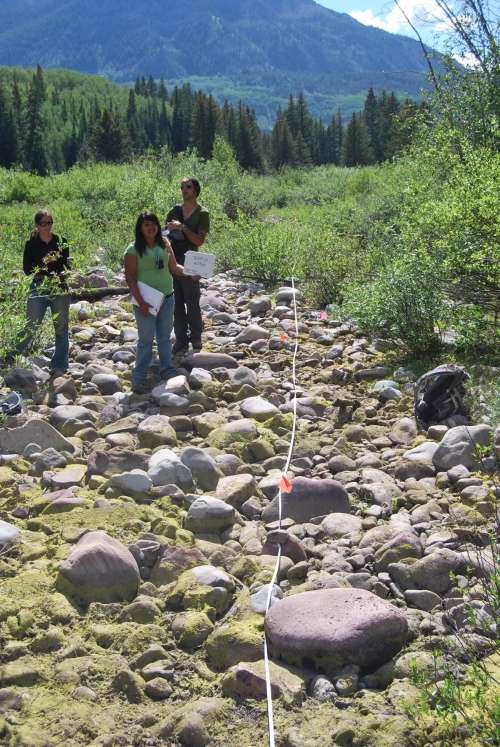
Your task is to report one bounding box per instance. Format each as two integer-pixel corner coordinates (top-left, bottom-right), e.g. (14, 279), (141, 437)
(173, 276), (202, 346)
(16, 293), (70, 372)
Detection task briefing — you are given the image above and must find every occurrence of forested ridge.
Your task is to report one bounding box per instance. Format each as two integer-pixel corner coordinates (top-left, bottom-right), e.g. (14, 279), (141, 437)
(0, 0), (437, 97)
(0, 66), (422, 174)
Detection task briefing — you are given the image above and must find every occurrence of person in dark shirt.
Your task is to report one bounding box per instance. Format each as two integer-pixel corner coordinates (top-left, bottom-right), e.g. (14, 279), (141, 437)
(16, 210), (71, 375)
(165, 177), (209, 354)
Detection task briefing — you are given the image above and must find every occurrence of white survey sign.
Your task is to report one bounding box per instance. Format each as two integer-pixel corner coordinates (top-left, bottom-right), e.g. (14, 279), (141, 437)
(183, 250), (216, 278)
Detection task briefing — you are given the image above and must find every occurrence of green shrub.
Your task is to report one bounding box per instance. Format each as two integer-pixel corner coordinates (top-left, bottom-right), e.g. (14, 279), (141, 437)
(343, 251), (449, 354)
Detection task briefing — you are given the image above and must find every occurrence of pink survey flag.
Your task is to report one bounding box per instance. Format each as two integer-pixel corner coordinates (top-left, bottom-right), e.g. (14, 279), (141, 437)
(279, 474), (292, 493)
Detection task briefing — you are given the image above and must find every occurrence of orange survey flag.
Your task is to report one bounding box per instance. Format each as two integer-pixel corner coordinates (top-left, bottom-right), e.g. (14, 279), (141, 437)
(279, 474), (292, 493)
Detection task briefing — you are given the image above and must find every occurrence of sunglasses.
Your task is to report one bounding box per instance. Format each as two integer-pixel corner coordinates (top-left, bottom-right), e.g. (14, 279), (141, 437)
(38, 220), (53, 227)
(181, 184), (193, 191)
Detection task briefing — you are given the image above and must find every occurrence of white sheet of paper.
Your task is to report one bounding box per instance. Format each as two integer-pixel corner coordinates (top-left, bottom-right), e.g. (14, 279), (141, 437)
(183, 250), (216, 278)
(131, 281), (165, 316)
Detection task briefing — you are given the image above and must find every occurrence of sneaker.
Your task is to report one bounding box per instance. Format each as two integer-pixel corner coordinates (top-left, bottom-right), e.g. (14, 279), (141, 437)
(160, 368), (178, 382)
(172, 341), (189, 355)
(132, 381), (150, 395)
(49, 368), (66, 379)
(191, 339), (202, 352)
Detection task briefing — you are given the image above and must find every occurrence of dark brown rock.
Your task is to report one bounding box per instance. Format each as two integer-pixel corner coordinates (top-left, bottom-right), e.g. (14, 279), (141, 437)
(265, 588), (407, 673)
(87, 448), (149, 478)
(262, 477), (350, 524)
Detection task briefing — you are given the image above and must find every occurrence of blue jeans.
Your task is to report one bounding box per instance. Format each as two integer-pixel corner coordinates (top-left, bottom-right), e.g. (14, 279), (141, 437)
(133, 294), (175, 385)
(17, 293), (70, 372)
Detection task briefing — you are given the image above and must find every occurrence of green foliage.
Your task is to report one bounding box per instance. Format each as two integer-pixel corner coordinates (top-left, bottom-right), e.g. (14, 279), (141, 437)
(0, 65), (416, 177)
(343, 251), (449, 354)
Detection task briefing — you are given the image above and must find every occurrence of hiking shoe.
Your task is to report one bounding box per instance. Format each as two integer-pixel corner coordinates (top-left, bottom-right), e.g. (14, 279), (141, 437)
(191, 339), (202, 352)
(132, 381), (150, 395)
(49, 368), (66, 379)
(160, 368), (178, 382)
(172, 341), (189, 356)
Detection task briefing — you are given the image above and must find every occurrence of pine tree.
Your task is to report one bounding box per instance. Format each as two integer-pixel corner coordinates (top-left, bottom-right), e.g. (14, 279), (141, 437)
(159, 101), (171, 148)
(364, 87), (382, 161)
(24, 65), (48, 174)
(342, 113), (373, 167)
(206, 95), (220, 157)
(0, 83), (18, 167)
(87, 109), (131, 162)
(11, 79), (24, 162)
(191, 93), (208, 157)
(236, 104), (264, 171)
(271, 114), (296, 169)
(325, 110), (343, 165)
(126, 89), (144, 151)
(145, 99), (160, 148)
(146, 75), (157, 98)
(158, 79), (168, 102)
(171, 84), (193, 152)
(294, 131), (311, 167)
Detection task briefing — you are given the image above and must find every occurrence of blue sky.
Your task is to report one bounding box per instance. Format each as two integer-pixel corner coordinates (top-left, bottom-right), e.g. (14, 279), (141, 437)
(315, 0), (452, 45)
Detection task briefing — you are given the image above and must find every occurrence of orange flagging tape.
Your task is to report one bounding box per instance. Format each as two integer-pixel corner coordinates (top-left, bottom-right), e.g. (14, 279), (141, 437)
(279, 474), (292, 493)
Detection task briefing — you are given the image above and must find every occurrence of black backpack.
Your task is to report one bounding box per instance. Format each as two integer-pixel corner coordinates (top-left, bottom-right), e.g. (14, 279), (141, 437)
(414, 365), (469, 429)
(0, 391), (24, 417)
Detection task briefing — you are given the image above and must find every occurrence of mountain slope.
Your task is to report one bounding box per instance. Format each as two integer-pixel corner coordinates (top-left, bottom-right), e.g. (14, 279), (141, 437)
(0, 0), (436, 96)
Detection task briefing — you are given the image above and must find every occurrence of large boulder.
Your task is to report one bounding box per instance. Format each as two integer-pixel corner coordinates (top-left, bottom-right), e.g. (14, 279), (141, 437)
(180, 448), (223, 491)
(137, 415), (177, 448)
(240, 396), (279, 422)
(148, 449), (194, 490)
(265, 588), (407, 673)
(87, 448), (149, 478)
(57, 531), (140, 604)
(262, 477), (350, 524)
(0, 419), (75, 455)
(433, 424), (492, 470)
(49, 405), (96, 435)
(388, 549), (467, 594)
(235, 324), (270, 344)
(215, 473), (257, 509)
(150, 546), (207, 587)
(321, 513), (363, 539)
(222, 660), (305, 705)
(185, 496), (235, 534)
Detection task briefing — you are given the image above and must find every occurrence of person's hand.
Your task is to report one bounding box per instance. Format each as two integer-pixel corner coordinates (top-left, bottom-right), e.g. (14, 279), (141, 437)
(167, 220), (183, 230)
(139, 302), (152, 316)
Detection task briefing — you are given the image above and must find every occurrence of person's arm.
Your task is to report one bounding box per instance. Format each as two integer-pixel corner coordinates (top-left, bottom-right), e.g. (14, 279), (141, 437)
(124, 253), (151, 316)
(23, 240), (34, 275)
(181, 223), (207, 248)
(183, 209), (210, 248)
(165, 241), (185, 277)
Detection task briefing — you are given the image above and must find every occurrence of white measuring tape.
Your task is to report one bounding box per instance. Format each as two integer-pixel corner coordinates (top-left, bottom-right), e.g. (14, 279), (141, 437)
(263, 277), (300, 747)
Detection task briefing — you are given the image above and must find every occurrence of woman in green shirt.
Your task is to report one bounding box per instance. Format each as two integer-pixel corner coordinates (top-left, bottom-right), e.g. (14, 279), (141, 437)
(124, 212), (185, 394)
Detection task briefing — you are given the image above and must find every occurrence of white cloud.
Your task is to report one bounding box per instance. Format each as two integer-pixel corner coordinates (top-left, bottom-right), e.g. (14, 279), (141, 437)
(350, 0), (452, 36)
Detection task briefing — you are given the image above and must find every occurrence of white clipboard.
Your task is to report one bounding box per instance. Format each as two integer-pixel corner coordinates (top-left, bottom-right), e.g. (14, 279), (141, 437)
(131, 281), (165, 316)
(184, 250), (216, 278)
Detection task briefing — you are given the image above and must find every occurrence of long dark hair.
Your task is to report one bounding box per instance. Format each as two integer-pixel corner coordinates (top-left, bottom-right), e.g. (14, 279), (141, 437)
(134, 212), (166, 256)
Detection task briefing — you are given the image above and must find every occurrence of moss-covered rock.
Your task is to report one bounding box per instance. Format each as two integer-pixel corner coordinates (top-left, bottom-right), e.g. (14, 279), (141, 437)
(172, 610), (214, 650)
(205, 614), (264, 670)
(158, 696), (231, 746)
(222, 659), (305, 706)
